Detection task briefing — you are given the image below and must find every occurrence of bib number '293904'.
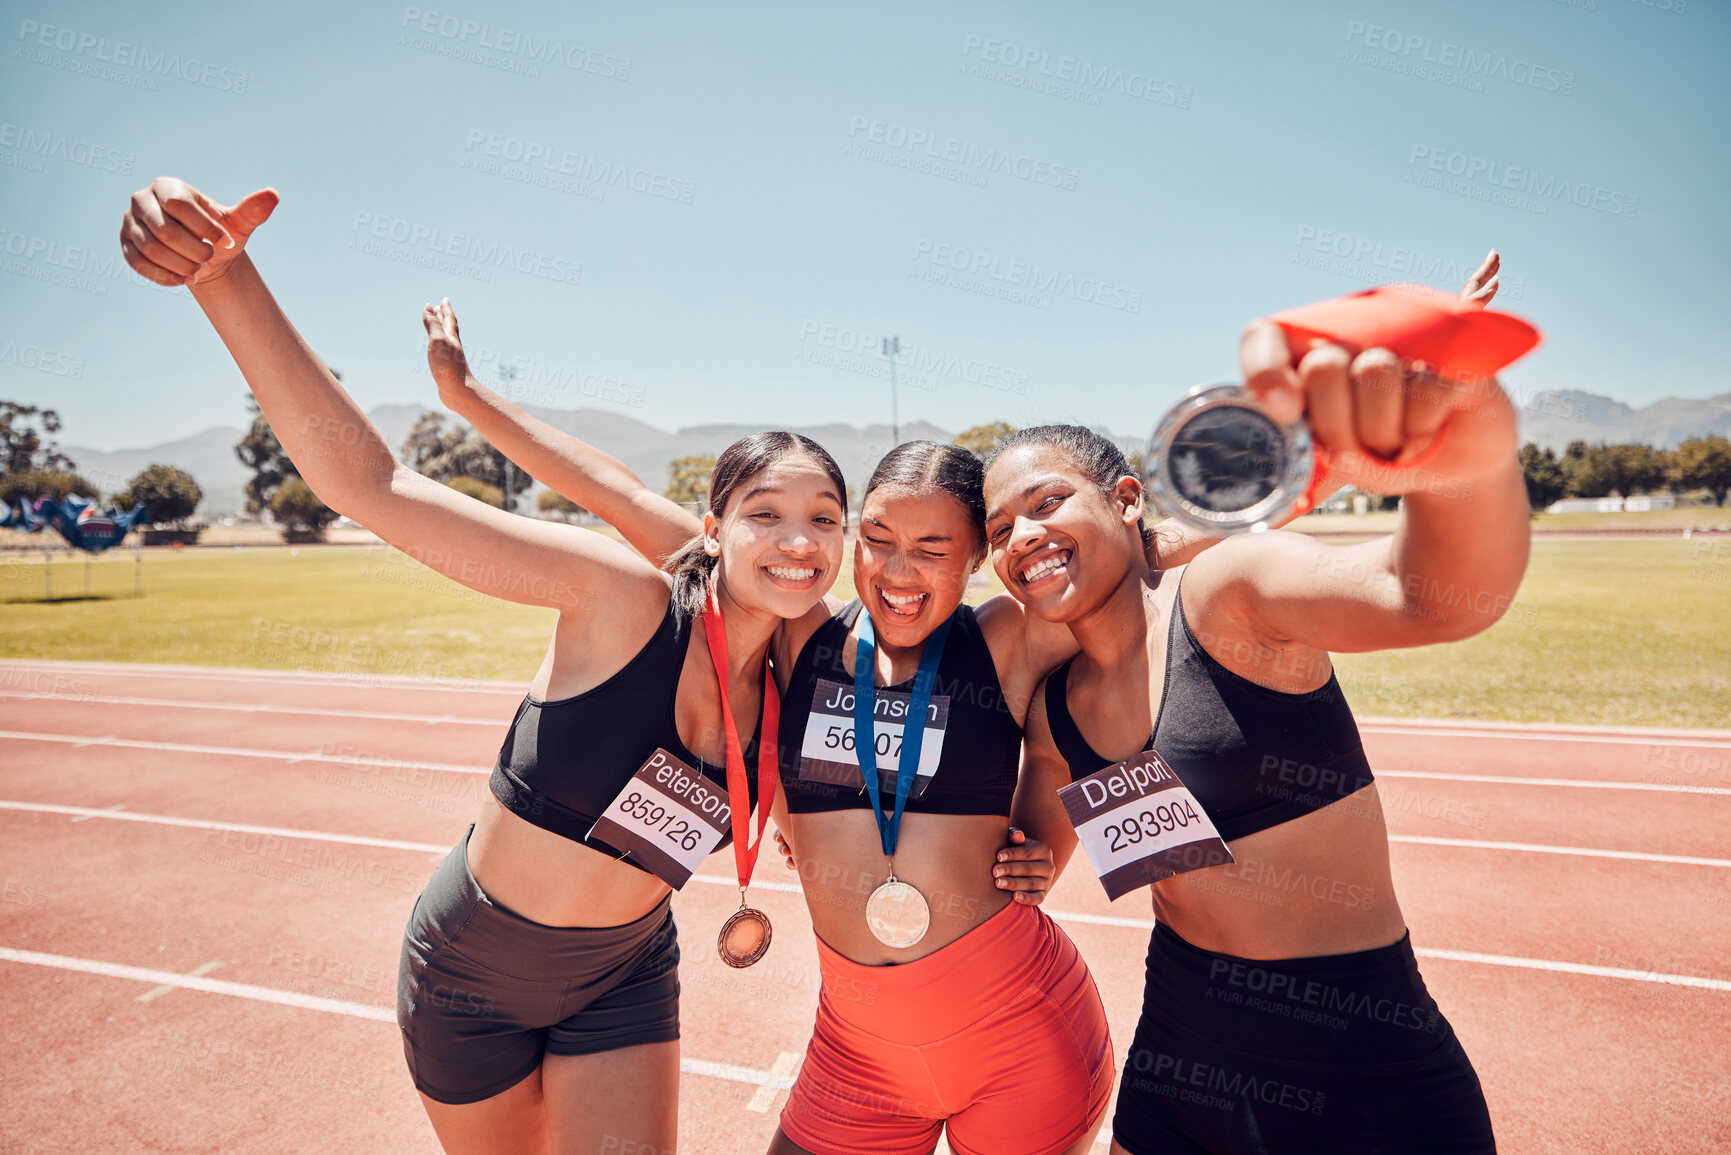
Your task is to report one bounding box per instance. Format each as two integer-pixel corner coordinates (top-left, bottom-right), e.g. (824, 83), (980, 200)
(589, 749), (730, 890)
(1058, 748), (1232, 901)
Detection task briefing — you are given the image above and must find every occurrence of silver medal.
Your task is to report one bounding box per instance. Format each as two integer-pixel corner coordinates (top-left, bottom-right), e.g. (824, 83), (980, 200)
(865, 876), (930, 949)
(1143, 383), (1315, 536)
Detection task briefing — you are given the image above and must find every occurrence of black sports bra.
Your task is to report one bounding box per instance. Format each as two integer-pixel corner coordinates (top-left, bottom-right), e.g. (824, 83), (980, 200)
(490, 600), (759, 872)
(1044, 582), (1374, 842)
(778, 601), (1020, 817)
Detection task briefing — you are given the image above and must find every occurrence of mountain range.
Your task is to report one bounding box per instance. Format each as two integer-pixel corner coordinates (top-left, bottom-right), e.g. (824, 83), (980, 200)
(55, 390), (1731, 518)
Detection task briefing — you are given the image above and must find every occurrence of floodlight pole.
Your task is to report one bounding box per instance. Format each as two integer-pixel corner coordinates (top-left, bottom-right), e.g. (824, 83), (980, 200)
(882, 336), (901, 446)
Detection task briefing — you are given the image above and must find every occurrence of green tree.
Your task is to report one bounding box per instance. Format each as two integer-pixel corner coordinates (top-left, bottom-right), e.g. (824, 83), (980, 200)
(398, 412), (531, 511)
(1674, 434), (1731, 506)
(665, 454), (716, 511)
(1562, 441), (1614, 498)
(235, 395), (296, 515)
(537, 489), (587, 522)
(1603, 444), (1667, 497)
(1518, 443), (1567, 511)
(446, 475), (505, 508)
(952, 422), (1018, 459)
(268, 476), (339, 539)
(117, 464), (202, 527)
(0, 401), (78, 475)
(0, 469), (96, 506)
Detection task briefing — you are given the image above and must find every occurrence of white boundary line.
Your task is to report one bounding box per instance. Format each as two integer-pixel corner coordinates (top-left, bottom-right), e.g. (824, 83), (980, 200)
(0, 801), (452, 854)
(0, 731), (488, 776)
(1386, 834), (1731, 868)
(0, 659), (524, 696)
(1027, 916), (1731, 992)
(8, 662), (1731, 743)
(0, 691), (505, 727)
(0, 947), (796, 1089)
(0, 803), (1723, 991)
(9, 728), (1728, 796)
(8, 799), (1727, 874)
(1377, 770), (1731, 796)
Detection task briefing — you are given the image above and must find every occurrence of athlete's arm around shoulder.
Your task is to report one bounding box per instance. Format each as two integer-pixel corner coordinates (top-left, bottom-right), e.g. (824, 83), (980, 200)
(1009, 671), (1082, 878)
(118, 177), (673, 644)
(1180, 320), (1532, 666)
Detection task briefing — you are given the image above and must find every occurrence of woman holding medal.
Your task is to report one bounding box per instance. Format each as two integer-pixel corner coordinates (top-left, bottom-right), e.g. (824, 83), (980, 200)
(989, 275), (1516, 1152)
(119, 177), (848, 1155)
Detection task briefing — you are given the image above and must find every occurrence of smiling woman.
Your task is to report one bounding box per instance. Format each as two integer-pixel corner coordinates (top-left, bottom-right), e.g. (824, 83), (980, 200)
(115, 176), (851, 1155)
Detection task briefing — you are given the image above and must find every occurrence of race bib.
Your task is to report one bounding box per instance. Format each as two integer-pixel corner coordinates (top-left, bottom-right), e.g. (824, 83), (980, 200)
(798, 677), (949, 798)
(588, 749), (730, 890)
(1058, 748), (1233, 901)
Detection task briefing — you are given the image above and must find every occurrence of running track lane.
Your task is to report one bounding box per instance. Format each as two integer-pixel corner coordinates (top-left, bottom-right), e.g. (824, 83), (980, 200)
(2, 660), (1728, 1153)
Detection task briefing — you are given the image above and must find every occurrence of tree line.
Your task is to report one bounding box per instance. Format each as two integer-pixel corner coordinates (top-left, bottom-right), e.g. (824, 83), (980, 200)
(1520, 436), (1731, 509)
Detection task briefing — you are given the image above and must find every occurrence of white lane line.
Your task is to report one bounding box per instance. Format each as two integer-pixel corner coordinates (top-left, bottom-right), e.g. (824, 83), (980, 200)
(0, 946), (396, 1019)
(0, 802), (809, 888)
(0, 660), (524, 696)
(6, 799), (1725, 878)
(689, 873), (803, 895)
(0, 691), (504, 727)
(1, 805), (1723, 994)
(11, 726), (1725, 797)
(137, 960), (223, 1003)
(745, 1051), (802, 1112)
(0, 730), (487, 776)
(70, 802), (128, 822)
(1413, 948), (1731, 993)
(0, 946), (801, 1090)
(1387, 834), (1731, 869)
(1357, 715), (1731, 741)
(1378, 770), (1731, 796)
(1360, 724), (1731, 751)
(1034, 915), (1731, 992)
(0, 801), (452, 855)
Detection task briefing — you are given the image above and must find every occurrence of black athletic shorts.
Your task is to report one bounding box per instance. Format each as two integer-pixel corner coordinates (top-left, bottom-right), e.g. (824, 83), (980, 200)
(396, 826), (681, 1105)
(1113, 922), (1496, 1154)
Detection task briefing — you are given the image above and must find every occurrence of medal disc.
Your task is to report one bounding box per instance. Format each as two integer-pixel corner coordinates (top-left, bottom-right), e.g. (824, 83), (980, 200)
(1144, 383), (1314, 536)
(717, 905), (773, 968)
(865, 879), (930, 949)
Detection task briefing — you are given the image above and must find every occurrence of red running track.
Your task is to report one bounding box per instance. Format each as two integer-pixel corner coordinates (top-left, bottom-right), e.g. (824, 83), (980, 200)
(1, 659), (1727, 1154)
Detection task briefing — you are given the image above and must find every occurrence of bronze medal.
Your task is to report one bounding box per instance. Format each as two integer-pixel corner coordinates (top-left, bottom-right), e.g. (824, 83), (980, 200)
(718, 899), (773, 968)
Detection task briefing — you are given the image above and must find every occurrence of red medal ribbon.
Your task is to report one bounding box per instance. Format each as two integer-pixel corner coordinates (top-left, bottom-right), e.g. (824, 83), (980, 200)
(700, 584), (780, 894)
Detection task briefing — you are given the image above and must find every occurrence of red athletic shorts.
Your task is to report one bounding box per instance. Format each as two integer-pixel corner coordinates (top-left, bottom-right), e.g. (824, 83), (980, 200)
(779, 900), (1114, 1155)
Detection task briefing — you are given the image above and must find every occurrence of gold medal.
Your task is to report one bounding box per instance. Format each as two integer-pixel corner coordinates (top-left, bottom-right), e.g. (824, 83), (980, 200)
(864, 869), (929, 949)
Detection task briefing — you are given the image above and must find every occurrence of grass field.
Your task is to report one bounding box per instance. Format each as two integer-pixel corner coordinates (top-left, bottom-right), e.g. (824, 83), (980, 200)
(2, 538), (1726, 728)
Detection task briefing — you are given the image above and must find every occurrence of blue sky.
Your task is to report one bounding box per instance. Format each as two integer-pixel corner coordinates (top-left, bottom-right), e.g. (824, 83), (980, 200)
(2, 0), (1726, 451)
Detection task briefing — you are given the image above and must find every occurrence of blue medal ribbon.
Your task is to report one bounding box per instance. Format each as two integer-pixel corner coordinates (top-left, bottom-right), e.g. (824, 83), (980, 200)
(852, 605), (953, 858)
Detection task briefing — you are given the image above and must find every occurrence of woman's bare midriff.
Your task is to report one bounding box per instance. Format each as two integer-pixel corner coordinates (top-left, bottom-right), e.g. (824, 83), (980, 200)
(1149, 784), (1409, 960)
(466, 796), (674, 928)
(787, 810), (1014, 966)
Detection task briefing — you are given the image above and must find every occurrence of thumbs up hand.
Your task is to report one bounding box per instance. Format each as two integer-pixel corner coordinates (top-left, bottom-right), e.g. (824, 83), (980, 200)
(120, 177), (279, 288)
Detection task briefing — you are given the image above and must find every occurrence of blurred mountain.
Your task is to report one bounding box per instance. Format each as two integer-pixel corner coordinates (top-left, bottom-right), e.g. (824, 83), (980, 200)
(1516, 390), (1731, 451)
(56, 388), (1728, 520)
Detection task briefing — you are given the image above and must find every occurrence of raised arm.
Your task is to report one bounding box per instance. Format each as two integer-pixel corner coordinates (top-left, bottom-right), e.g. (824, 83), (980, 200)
(118, 178), (666, 618)
(1184, 313), (1529, 657)
(424, 299), (701, 568)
